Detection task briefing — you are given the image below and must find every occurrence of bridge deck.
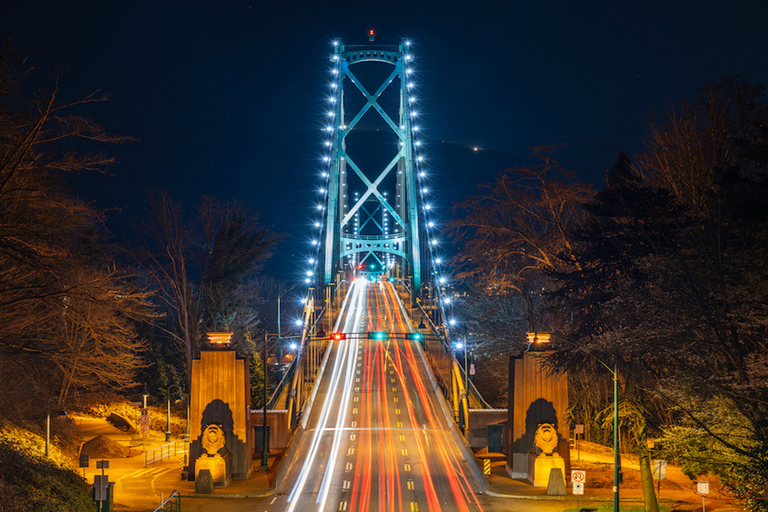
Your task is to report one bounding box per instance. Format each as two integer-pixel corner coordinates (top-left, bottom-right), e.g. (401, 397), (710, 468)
(274, 278), (485, 512)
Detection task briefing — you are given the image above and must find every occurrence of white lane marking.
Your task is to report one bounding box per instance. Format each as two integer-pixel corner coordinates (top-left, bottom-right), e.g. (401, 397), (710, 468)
(317, 280), (365, 508)
(287, 282), (361, 509)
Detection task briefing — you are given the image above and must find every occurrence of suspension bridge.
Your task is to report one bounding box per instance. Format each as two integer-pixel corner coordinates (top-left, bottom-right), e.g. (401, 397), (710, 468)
(262, 38), (502, 512)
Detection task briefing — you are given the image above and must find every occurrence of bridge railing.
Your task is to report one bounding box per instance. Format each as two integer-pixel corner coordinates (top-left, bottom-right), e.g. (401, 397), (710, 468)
(273, 279), (344, 431)
(153, 490), (181, 512)
(409, 296), (491, 409)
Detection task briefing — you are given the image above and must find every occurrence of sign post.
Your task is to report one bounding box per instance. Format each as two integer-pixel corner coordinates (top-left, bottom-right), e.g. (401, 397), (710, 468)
(572, 469), (586, 511)
(79, 453), (89, 478)
(652, 459), (667, 496)
(140, 408), (149, 454)
(574, 424), (584, 461)
(697, 480), (709, 512)
(94, 461), (109, 512)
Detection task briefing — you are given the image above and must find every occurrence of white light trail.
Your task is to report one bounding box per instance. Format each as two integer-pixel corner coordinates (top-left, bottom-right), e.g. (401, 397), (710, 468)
(287, 279), (366, 511)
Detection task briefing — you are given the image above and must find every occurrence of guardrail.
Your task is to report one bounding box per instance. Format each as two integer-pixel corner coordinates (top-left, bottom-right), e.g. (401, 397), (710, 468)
(410, 293), (493, 410)
(153, 490), (181, 512)
(145, 441), (186, 467)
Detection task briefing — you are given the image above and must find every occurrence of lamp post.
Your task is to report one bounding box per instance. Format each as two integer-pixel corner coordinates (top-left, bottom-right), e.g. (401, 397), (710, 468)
(260, 333), (275, 471)
(46, 398), (55, 458)
(166, 385), (182, 442)
(454, 340), (469, 390)
(528, 332), (621, 512)
(277, 283), (302, 381)
(185, 393), (190, 442)
(277, 283), (303, 339)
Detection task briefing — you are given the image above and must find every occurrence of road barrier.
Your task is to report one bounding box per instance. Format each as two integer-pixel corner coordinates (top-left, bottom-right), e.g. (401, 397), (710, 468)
(145, 441), (186, 467)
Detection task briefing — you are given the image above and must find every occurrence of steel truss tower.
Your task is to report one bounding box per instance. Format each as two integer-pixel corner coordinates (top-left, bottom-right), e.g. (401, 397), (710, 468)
(322, 39), (423, 295)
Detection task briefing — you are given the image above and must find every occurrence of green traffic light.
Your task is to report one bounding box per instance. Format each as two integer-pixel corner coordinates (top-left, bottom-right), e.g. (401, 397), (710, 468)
(367, 332), (387, 340)
(405, 333), (423, 341)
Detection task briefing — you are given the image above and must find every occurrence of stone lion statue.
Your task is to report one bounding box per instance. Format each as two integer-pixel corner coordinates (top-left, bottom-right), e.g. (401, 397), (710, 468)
(533, 422), (558, 456)
(201, 424), (226, 456)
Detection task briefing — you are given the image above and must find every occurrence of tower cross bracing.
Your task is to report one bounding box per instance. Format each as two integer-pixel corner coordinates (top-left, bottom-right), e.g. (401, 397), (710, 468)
(322, 39), (422, 294)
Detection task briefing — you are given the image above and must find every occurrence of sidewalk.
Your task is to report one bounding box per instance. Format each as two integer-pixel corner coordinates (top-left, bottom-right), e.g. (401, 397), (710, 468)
(72, 414), (275, 511)
(483, 442), (744, 511)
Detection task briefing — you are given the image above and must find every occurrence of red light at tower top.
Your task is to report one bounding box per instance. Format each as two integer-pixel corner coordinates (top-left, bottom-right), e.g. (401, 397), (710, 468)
(368, 29), (375, 42)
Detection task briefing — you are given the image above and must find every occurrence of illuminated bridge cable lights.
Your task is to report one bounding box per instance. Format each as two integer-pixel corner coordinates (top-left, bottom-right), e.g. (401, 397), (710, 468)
(315, 37), (426, 299)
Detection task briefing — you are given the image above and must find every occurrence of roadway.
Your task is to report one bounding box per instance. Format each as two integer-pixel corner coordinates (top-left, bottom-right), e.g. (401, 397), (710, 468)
(276, 277), (486, 512)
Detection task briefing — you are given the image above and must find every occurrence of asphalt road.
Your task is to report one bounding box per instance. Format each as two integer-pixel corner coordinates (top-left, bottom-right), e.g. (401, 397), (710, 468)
(273, 278), (487, 512)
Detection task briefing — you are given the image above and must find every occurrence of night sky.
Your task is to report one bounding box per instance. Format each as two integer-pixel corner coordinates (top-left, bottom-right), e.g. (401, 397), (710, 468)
(7, 1), (768, 278)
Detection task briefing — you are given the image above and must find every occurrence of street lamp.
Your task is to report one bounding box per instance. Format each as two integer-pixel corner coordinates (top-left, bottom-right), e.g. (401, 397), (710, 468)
(166, 385), (182, 442)
(277, 283), (303, 339)
(277, 283), (303, 380)
(46, 398), (56, 458)
(454, 341), (469, 391)
(528, 332), (621, 512)
(260, 334), (277, 471)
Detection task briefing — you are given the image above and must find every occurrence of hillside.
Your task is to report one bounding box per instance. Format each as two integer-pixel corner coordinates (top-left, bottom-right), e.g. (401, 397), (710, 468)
(0, 422), (93, 512)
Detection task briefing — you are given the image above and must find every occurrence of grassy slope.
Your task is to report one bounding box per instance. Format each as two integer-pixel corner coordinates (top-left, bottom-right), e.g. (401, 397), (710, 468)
(0, 423), (93, 512)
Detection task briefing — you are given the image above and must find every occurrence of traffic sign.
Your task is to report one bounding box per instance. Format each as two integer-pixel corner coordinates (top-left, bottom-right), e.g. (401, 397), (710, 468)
(572, 470), (586, 483)
(575, 424), (584, 434)
(573, 482), (584, 495)
(697, 481), (709, 495)
(140, 414), (149, 424)
(93, 474), (109, 501)
(469, 364), (475, 376)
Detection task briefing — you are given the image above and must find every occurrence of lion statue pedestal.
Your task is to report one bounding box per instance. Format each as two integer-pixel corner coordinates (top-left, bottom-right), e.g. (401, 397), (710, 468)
(529, 422), (565, 487)
(194, 424), (232, 487)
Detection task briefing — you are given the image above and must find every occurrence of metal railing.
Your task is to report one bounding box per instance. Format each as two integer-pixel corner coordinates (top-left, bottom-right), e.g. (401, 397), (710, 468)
(145, 441), (186, 467)
(411, 294), (493, 410)
(153, 490), (181, 512)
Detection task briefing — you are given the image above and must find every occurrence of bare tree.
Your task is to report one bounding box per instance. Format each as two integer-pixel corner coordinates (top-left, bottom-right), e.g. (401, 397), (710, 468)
(0, 37), (150, 416)
(451, 145), (594, 331)
(136, 192), (281, 384)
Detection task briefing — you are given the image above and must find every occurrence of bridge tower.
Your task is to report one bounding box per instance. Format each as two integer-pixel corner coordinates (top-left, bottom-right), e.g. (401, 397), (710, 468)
(320, 38), (424, 297)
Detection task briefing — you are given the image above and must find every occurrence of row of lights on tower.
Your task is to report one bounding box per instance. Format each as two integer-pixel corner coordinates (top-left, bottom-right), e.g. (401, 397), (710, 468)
(302, 39), (449, 310)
